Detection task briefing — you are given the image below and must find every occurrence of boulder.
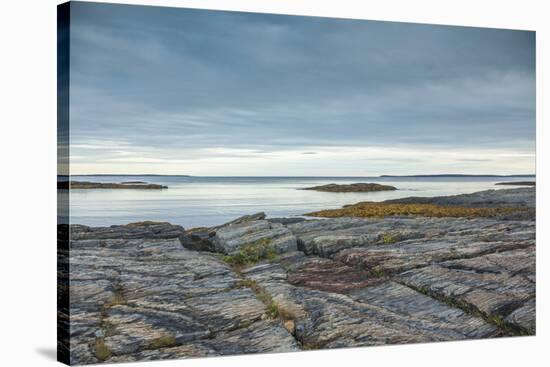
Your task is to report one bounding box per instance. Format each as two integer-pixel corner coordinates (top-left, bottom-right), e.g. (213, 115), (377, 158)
(179, 212), (268, 253)
(221, 212), (266, 226)
(179, 229), (216, 252)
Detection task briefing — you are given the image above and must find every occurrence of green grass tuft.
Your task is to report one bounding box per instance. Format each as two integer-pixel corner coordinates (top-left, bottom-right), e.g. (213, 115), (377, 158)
(267, 302), (279, 319)
(381, 233), (400, 244)
(222, 238), (278, 266)
(370, 266), (387, 278)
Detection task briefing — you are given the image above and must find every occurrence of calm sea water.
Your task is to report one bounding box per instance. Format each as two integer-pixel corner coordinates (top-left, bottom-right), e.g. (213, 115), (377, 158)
(66, 176), (534, 228)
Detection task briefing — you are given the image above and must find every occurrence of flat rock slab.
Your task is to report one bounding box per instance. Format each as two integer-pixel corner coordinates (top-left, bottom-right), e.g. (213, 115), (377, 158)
(71, 223), (185, 240)
(349, 281), (498, 339)
(68, 224), (298, 365)
(106, 343), (219, 363)
(283, 254), (383, 293)
(397, 247), (535, 333)
(290, 216), (534, 256)
(288, 217), (535, 275)
(386, 187), (535, 208)
(213, 220), (297, 255)
(242, 263), (497, 349)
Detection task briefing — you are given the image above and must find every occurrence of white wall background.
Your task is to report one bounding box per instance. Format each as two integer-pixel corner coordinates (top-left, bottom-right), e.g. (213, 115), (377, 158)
(0, 0), (547, 366)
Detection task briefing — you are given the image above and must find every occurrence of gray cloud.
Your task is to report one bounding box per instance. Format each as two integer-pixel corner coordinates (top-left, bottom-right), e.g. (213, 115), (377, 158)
(68, 2), (535, 175)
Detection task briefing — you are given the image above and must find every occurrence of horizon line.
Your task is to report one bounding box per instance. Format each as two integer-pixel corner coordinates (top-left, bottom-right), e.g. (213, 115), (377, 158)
(60, 173), (537, 177)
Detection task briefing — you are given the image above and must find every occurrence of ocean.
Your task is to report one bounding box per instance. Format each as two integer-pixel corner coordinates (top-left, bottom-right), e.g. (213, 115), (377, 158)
(66, 175), (534, 228)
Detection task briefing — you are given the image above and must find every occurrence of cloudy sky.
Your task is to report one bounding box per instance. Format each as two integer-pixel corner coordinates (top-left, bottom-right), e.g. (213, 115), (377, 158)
(68, 2), (535, 176)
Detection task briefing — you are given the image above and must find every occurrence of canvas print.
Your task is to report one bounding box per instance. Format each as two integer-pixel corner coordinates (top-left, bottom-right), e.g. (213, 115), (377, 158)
(57, 1), (536, 365)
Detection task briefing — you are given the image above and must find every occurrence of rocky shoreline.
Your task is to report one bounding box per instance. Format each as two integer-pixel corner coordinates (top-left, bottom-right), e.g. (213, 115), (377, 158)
(63, 187), (536, 364)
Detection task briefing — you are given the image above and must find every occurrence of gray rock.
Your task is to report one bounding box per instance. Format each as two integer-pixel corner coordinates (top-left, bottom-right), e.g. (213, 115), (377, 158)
(349, 281), (498, 339)
(213, 220), (297, 255)
(288, 216), (535, 275)
(106, 343), (219, 363)
(68, 224), (297, 364)
(242, 262), (497, 349)
(178, 212), (272, 253)
(385, 187), (535, 208)
(208, 320), (300, 354)
(220, 212), (267, 226)
(71, 222), (185, 240)
(267, 217), (307, 225)
(398, 247), (535, 324)
(179, 230), (216, 252)
(505, 298), (536, 334)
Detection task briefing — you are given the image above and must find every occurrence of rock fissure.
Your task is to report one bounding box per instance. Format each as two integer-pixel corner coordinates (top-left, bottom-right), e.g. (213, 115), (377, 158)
(394, 280), (527, 336)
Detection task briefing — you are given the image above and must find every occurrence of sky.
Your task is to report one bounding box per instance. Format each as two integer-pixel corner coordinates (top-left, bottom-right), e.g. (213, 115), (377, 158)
(67, 2), (536, 176)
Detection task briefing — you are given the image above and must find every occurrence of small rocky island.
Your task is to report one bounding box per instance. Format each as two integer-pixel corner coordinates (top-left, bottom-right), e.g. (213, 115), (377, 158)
(58, 181), (168, 189)
(301, 182), (397, 192)
(61, 187), (535, 364)
(495, 181), (535, 186)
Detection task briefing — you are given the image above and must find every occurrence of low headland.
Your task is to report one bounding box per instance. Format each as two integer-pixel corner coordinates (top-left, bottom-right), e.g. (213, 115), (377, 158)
(63, 187), (535, 364)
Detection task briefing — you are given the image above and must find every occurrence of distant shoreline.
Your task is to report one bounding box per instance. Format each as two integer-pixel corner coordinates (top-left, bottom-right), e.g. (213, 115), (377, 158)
(379, 174), (535, 178)
(60, 174), (535, 178)
(62, 174), (191, 177)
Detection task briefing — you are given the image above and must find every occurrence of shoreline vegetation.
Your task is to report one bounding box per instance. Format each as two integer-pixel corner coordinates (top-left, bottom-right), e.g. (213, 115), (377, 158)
(64, 187), (535, 364)
(306, 202), (526, 219)
(58, 181), (167, 189)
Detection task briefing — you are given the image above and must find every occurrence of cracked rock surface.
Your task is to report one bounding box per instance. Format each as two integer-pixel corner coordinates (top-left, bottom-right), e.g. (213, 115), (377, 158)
(64, 188), (536, 364)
